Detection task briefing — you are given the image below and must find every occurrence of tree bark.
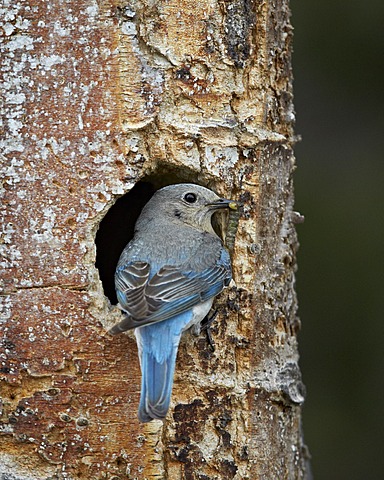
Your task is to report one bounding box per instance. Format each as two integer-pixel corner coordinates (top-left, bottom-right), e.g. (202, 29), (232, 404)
(0, 0), (310, 479)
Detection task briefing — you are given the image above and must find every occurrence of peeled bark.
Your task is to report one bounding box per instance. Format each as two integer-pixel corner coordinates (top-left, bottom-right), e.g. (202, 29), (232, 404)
(0, 0), (310, 478)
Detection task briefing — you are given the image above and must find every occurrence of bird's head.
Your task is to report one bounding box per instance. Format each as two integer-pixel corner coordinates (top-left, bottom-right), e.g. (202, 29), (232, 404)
(138, 183), (237, 234)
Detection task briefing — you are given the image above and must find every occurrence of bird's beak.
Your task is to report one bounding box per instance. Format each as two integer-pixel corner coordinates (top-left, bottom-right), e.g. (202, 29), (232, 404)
(206, 198), (240, 211)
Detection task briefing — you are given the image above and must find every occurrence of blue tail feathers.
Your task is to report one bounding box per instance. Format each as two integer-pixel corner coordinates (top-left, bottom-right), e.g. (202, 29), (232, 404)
(136, 310), (193, 422)
(138, 349), (177, 422)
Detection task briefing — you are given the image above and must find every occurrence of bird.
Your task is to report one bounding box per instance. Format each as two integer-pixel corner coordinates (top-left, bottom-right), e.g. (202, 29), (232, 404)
(109, 183), (235, 422)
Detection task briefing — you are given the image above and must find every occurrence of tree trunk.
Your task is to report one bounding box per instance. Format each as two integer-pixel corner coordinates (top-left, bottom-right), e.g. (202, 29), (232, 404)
(0, 0), (311, 479)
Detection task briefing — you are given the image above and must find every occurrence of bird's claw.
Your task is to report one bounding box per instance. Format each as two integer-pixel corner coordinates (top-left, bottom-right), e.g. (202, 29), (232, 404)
(200, 309), (219, 352)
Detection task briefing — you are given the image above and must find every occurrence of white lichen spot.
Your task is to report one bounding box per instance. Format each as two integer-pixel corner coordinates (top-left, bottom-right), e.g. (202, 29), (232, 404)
(198, 429), (220, 460)
(121, 21), (136, 36)
(3, 22), (15, 36)
(6, 92), (26, 105)
(28, 332), (36, 342)
(204, 146), (239, 177)
(40, 54), (66, 69)
(7, 118), (23, 135)
(53, 20), (70, 37)
(110, 181), (126, 196)
(85, 2), (99, 19)
(1, 223), (15, 244)
(0, 244), (22, 268)
(76, 212), (89, 223)
(6, 34), (34, 52)
(93, 202), (106, 213)
(125, 136), (140, 153)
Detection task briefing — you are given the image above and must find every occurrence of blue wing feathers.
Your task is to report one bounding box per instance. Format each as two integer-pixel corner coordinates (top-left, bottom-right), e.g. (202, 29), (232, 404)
(113, 246), (231, 332)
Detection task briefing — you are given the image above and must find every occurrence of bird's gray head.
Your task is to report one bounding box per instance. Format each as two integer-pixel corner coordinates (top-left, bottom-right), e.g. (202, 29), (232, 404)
(136, 183), (234, 234)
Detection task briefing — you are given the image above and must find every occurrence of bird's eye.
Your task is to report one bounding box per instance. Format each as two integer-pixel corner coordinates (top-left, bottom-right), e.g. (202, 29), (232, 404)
(184, 192), (197, 203)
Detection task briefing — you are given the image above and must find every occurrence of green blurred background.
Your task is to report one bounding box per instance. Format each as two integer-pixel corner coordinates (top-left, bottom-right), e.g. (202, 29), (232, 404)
(291, 1), (384, 478)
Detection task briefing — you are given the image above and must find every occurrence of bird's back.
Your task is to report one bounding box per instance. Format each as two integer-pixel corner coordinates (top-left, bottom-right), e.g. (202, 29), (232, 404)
(118, 219), (224, 273)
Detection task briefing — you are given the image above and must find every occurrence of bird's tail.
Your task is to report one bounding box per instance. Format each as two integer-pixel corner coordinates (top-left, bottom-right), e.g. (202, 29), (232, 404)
(135, 311), (194, 423)
(138, 346), (178, 423)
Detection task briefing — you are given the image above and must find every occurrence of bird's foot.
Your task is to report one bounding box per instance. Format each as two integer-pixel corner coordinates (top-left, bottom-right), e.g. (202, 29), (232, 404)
(200, 310), (219, 352)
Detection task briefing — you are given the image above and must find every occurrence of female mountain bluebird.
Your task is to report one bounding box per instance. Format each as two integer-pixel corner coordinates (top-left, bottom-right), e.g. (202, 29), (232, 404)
(109, 184), (235, 422)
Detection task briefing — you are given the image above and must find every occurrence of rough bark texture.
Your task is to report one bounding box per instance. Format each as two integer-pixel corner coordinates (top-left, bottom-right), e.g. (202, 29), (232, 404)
(0, 0), (310, 479)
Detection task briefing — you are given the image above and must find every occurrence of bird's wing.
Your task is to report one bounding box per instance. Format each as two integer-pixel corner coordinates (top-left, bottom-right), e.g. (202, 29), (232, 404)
(115, 261), (151, 319)
(110, 250), (231, 334)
